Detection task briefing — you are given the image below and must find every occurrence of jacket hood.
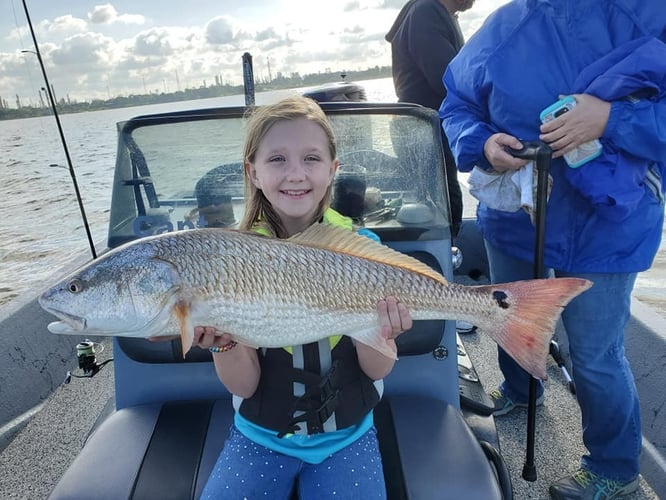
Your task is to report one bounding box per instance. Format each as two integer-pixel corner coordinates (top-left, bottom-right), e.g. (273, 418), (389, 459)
(385, 0), (417, 42)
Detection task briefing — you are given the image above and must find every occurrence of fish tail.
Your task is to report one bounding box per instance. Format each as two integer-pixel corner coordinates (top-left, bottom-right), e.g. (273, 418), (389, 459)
(475, 277), (591, 380)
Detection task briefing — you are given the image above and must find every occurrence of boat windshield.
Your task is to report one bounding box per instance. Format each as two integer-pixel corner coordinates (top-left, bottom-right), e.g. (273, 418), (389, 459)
(107, 103), (450, 248)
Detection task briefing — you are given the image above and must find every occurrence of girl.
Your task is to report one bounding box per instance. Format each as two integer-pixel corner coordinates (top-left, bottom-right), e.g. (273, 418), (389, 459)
(195, 95), (412, 499)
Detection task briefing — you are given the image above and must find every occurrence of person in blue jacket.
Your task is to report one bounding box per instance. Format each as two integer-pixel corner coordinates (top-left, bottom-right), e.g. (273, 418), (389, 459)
(440, 1), (666, 498)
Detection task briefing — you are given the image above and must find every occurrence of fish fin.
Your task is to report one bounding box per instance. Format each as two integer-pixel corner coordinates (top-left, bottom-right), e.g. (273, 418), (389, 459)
(348, 326), (398, 360)
(288, 223), (447, 284)
(173, 300), (194, 358)
(475, 277), (591, 380)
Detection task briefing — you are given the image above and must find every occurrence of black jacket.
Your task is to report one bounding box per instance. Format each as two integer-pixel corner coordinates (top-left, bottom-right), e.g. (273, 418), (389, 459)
(386, 0), (464, 235)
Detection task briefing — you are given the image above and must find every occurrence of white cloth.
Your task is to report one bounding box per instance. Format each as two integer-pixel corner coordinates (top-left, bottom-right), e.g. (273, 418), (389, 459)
(468, 162), (553, 225)
(468, 162), (535, 212)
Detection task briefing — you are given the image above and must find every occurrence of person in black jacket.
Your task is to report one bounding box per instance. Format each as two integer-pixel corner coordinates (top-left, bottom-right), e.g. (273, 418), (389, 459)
(386, 0), (475, 238)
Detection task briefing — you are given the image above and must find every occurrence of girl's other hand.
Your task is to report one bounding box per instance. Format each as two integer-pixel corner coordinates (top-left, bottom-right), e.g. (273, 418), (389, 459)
(377, 296), (413, 340)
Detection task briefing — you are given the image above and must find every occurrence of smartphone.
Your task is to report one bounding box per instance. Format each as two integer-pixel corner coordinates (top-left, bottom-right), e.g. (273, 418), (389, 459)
(540, 96), (602, 168)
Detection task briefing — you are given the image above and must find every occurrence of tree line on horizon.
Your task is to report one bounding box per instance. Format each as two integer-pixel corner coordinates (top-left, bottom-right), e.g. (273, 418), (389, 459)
(0, 66), (392, 121)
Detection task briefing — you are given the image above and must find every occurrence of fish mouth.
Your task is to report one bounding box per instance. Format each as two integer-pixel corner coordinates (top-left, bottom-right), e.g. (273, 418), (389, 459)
(43, 309), (86, 334)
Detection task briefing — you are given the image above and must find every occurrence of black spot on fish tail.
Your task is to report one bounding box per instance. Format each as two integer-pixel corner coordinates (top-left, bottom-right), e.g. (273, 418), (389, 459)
(492, 290), (510, 309)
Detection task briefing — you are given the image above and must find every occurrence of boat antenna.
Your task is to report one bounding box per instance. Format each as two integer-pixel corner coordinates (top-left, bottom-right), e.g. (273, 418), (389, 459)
(20, 0), (97, 259)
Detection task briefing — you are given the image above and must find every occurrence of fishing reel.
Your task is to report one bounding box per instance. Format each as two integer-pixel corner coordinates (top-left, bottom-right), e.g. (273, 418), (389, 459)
(64, 340), (113, 384)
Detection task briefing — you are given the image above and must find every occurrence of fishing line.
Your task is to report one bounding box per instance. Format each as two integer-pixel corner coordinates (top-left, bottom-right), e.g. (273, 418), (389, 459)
(10, 0), (38, 106)
(19, 0), (97, 259)
(11, 1), (51, 141)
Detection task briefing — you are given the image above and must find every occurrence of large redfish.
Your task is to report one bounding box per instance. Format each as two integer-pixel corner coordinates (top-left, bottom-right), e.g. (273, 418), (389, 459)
(38, 224), (591, 379)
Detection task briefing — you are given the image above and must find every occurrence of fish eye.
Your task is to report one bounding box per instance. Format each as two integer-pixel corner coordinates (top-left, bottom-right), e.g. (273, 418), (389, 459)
(67, 279), (85, 293)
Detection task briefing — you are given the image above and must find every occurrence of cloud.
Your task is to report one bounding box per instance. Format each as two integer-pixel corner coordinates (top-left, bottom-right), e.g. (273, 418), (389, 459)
(88, 4), (145, 25)
(47, 15), (88, 33)
(255, 27), (280, 43)
(5, 16), (85, 47)
(205, 17), (235, 45)
(377, 0), (405, 9)
(343, 25), (365, 35)
(134, 28), (175, 57)
(50, 32), (114, 67)
(88, 4), (117, 24)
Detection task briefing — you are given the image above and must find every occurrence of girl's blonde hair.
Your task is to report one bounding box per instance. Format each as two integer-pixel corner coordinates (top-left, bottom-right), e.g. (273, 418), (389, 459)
(240, 95), (337, 238)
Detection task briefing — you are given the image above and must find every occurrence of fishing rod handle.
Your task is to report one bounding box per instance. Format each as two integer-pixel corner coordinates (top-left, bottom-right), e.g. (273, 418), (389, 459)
(505, 140), (553, 172)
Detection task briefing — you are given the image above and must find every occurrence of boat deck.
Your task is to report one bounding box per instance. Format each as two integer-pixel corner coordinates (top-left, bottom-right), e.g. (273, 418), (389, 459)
(467, 299), (665, 500)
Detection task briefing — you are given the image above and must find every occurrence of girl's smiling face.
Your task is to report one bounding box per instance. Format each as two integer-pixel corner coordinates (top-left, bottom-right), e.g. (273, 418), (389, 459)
(248, 117), (338, 236)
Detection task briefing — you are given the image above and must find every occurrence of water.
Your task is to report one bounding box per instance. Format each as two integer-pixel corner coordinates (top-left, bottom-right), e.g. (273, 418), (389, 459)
(0, 79), (395, 306)
(1, 77), (664, 314)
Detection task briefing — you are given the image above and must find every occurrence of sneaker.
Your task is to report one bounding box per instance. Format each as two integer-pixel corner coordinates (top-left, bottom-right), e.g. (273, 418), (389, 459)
(489, 388), (544, 416)
(549, 468), (639, 499)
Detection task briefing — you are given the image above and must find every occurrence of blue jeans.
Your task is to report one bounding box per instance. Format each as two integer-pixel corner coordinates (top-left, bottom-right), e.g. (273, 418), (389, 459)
(486, 241), (641, 482)
(200, 425), (386, 499)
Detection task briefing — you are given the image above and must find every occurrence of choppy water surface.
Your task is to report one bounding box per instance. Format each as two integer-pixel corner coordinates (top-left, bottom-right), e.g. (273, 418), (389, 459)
(0, 77), (664, 315)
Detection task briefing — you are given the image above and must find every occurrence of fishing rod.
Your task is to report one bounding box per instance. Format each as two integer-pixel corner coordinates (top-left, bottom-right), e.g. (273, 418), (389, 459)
(20, 0), (97, 259)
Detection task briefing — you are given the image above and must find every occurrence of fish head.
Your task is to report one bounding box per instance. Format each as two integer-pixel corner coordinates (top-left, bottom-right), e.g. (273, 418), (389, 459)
(38, 243), (181, 337)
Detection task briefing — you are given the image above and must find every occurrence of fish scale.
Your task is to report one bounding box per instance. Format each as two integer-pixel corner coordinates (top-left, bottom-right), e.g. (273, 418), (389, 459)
(39, 224), (592, 379)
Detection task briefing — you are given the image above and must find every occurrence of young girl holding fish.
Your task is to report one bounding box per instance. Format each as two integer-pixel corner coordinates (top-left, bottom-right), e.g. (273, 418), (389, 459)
(194, 95), (412, 499)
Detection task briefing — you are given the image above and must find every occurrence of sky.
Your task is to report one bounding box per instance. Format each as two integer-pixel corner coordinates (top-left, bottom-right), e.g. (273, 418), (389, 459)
(1, 0), (510, 107)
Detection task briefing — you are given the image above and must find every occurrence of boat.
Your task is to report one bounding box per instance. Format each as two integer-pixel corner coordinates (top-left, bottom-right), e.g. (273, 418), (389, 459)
(0, 82), (664, 499)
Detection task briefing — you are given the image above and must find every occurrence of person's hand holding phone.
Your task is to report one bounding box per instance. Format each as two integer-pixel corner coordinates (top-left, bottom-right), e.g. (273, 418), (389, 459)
(540, 94), (610, 166)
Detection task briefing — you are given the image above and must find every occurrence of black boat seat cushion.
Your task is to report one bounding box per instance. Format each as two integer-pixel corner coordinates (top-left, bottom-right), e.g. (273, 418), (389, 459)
(49, 396), (500, 500)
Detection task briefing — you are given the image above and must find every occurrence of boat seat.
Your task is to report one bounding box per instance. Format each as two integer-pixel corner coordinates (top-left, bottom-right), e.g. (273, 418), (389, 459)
(49, 395), (501, 500)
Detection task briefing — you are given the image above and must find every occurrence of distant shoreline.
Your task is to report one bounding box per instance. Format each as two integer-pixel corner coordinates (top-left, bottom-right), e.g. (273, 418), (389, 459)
(0, 67), (391, 121)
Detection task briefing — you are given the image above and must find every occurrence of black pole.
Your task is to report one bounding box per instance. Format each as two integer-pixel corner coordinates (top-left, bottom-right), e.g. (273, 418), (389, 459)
(242, 52), (255, 107)
(507, 140), (552, 482)
(21, 0), (97, 259)
(550, 340), (576, 394)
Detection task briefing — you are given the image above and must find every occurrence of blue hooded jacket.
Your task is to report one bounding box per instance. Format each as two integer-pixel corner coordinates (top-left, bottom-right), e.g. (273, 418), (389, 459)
(440, 0), (666, 273)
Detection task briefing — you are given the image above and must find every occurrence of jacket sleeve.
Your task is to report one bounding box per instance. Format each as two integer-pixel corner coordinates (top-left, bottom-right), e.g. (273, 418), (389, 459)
(406, 4), (459, 97)
(604, 96), (666, 162)
(577, 37), (666, 163)
(439, 66), (497, 172)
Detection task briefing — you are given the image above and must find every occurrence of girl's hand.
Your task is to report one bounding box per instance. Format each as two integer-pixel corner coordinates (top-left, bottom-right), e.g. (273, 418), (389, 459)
(483, 133), (530, 172)
(194, 326), (260, 398)
(356, 297), (409, 379)
(193, 326), (234, 349)
(539, 94), (610, 158)
(377, 296), (412, 340)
